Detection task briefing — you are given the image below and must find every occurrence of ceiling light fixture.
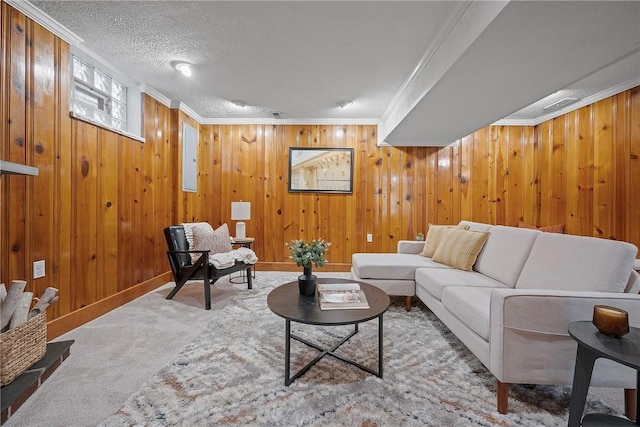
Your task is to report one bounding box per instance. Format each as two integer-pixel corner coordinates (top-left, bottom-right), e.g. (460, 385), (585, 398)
(543, 97), (579, 111)
(231, 100), (247, 108)
(174, 62), (192, 77)
(337, 100), (353, 109)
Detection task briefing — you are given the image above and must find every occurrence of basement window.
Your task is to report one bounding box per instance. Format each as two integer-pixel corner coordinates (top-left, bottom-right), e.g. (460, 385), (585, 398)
(71, 55), (127, 132)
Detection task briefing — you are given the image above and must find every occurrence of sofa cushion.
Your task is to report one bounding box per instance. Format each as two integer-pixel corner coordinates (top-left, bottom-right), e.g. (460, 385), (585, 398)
(458, 220), (492, 232)
(516, 233), (638, 293)
(474, 226), (541, 287)
(352, 253), (452, 281)
(421, 224), (470, 257)
(432, 228), (490, 271)
(441, 286), (493, 341)
(416, 267), (507, 301)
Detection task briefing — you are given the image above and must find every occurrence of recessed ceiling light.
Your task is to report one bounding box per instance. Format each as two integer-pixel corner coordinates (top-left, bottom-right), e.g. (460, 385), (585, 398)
(231, 100), (247, 108)
(174, 62), (192, 77)
(337, 100), (353, 109)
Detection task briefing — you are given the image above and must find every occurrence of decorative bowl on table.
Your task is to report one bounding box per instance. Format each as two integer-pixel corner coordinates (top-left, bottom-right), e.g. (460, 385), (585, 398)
(592, 305), (629, 338)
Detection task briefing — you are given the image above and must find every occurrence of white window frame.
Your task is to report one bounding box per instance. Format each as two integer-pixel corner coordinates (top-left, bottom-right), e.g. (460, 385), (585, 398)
(69, 49), (143, 141)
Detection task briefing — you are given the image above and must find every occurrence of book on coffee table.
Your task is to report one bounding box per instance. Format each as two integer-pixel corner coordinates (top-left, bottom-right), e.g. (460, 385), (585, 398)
(317, 283), (370, 310)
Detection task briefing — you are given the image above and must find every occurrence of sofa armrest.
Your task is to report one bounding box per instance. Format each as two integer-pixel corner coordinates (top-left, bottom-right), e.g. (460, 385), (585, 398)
(489, 288), (640, 385)
(397, 240), (425, 254)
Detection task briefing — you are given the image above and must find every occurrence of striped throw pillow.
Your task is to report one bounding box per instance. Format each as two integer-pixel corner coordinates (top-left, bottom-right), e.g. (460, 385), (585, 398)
(421, 224), (470, 258)
(432, 228), (490, 271)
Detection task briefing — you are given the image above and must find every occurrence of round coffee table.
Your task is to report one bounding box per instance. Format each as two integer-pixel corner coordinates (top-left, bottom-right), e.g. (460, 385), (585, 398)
(267, 278), (390, 386)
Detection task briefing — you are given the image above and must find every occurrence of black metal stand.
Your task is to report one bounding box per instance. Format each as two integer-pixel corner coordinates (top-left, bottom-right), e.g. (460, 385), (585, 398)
(284, 316), (384, 386)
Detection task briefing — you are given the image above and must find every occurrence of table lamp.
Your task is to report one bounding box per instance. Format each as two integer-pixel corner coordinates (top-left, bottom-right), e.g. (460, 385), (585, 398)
(231, 201), (251, 239)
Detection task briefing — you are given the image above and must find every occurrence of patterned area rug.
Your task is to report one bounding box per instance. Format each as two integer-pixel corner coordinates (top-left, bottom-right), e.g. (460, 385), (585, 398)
(100, 273), (619, 426)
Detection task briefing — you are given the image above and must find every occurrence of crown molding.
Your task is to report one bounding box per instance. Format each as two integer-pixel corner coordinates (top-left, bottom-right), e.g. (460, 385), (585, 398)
(177, 102), (204, 124)
(5, 0), (83, 45)
(139, 84), (172, 108)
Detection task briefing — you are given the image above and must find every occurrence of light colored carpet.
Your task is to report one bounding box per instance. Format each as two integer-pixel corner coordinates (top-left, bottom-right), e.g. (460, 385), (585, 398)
(3, 272), (626, 426)
(100, 273), (623, 426)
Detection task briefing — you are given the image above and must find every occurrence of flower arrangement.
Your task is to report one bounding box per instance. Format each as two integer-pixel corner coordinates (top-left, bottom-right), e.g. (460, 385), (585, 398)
(416, 232), (424, 241)
(285, 238), (331, 268)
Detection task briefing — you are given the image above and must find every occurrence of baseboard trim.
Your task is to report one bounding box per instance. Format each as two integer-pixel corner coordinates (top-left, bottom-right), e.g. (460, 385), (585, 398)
(255, 262), (352, 272)
(46, 272), (172, 340)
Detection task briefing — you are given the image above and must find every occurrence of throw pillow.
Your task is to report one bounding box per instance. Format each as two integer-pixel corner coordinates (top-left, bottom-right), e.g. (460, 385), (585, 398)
(182, 222), (213, 254)
(421, 223), (470, 258)
(517, 221), (564, 233)
(432, 228), (490, 271)
(190, 223), (234, 263)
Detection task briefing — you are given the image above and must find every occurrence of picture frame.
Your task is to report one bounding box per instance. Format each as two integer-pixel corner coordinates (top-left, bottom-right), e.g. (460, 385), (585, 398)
(288, 147), (354, 194)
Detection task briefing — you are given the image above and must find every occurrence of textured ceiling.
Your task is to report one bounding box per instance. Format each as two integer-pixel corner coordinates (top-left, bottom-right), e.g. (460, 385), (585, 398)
(24, 1), (640, 146)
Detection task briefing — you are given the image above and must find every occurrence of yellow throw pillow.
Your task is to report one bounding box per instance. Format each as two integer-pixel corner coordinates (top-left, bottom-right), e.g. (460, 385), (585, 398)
(432, 228), (490, 271)
(421, 224), (470, 258)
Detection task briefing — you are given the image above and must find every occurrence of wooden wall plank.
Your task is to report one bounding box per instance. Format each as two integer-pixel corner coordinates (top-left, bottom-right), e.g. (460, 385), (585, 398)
(97, 130), (119, 299)
(593, 97), (615, 239)
(72, 120), (98, 308)
(576, 105), (594, 237)
(628, 87), (640, 247)
(30, 22), (56, 302)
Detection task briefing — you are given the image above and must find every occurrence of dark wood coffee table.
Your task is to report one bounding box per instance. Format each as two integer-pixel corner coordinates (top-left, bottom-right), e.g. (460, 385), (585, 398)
(267, 278), (390, 386)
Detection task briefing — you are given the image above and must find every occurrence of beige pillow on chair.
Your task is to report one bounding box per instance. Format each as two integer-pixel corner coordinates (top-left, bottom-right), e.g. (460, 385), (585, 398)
(421, 223), (470, 257)
(191, 223), (234, 263)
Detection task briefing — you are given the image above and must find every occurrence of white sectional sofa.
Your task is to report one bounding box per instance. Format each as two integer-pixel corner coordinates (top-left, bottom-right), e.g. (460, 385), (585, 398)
(351, 221), (640, 414)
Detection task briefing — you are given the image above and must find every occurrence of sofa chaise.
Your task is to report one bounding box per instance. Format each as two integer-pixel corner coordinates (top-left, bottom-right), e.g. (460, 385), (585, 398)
(351, 221), (640, 414)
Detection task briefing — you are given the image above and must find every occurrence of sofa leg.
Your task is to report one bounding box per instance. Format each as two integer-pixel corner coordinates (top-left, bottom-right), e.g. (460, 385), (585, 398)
(624, 388), (636, 421)
(497, 380), (509, 414)
(405, 296), (412, 312)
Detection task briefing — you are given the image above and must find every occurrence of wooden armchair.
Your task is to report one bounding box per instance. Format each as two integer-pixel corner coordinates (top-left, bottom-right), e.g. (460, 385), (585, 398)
(164, 226), (253, 310)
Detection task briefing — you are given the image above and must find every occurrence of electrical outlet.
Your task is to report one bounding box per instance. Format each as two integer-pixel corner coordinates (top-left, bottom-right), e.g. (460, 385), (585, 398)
(33, 260), (45, 279)
(367, 234), (373, 243)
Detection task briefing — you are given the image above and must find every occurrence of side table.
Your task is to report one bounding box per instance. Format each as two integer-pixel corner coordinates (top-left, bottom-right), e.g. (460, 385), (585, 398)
(567, 321), (639, 426)
(230, 237), (256, 283)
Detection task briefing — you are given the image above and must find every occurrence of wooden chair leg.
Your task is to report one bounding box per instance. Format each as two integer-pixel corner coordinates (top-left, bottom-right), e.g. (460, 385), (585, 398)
(497, 380), (509, 414)
(405, 296), (411, 312)
(624, 388), (636, 421)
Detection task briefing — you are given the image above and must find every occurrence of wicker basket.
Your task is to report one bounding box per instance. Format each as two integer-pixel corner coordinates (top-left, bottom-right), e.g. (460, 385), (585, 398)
(0, 311), (47, 386)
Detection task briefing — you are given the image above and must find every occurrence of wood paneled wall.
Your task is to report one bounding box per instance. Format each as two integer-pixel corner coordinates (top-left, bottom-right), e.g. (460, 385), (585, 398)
(2, 4), (639, 326)
(1, 4), (175, 322)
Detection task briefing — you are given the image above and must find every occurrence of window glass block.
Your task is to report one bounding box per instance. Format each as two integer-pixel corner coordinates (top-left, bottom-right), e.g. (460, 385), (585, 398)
(72, 101), (88, 117)
(111, 118), (125, 131)
(94, 70), (110, 93)
(73, 57), (91, 84)
(112, 101), (126, 119)
(112, 81), (126, 102)
(93, 110), (108, 124)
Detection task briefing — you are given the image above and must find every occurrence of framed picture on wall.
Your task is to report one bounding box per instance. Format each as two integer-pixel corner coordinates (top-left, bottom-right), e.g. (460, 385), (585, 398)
(288, 147), (354, 194)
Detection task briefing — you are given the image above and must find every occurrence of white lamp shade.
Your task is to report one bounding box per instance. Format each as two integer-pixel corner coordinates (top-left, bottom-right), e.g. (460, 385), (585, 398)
(231, 202), (251, 220)
(231, 201), (251, 239)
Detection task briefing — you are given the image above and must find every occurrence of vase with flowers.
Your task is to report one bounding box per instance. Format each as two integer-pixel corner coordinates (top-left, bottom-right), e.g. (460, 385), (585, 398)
(285, 238), (331, 295)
